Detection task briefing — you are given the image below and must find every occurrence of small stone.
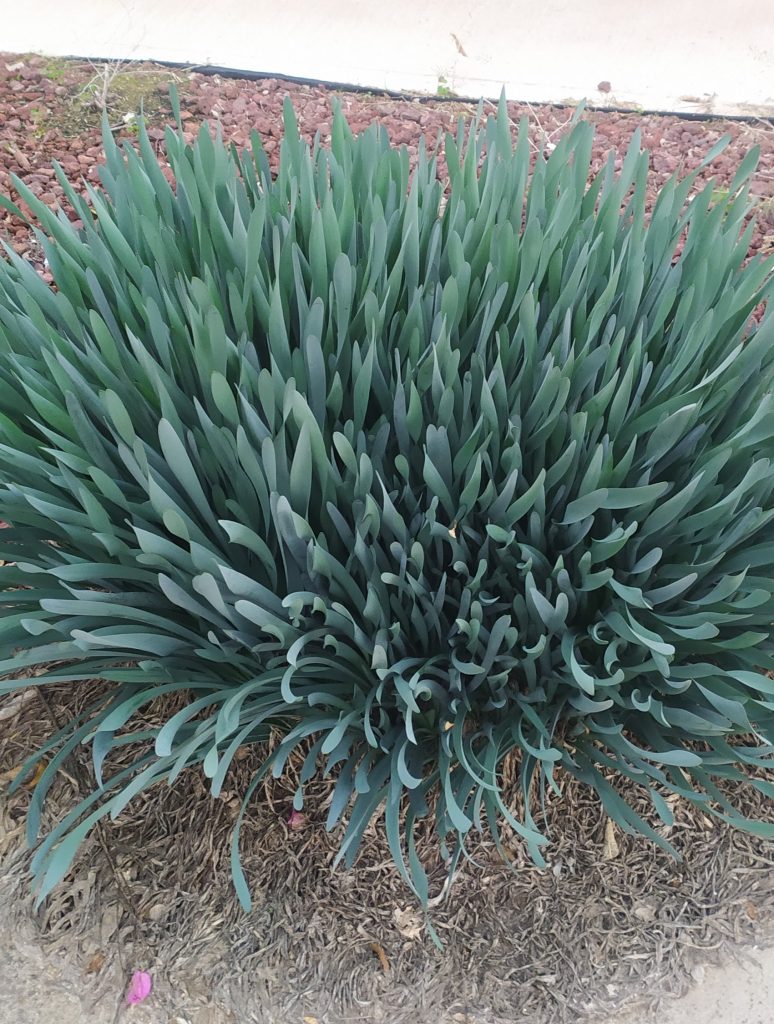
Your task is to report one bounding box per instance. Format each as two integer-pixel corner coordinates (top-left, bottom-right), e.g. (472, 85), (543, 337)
(633, 903), (657, 922)
(146, 902), (168, 921)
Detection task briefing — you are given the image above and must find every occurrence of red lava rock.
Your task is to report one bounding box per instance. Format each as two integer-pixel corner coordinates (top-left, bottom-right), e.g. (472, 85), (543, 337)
(0, 49), (771, 274)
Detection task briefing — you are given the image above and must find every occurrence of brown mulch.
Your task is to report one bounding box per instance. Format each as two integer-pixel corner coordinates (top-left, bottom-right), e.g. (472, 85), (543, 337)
(0, 50), (774, 1024)
(1, 682), (773, 1024)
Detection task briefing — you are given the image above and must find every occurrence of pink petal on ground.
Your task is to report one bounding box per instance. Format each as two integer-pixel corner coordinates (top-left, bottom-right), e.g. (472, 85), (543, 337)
(125, 970), (153, 1005)
(287, 809), (305, 829)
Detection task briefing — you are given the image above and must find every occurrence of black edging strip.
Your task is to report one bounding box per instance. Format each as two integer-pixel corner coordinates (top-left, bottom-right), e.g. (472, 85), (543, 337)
(61, 54), (774, 126)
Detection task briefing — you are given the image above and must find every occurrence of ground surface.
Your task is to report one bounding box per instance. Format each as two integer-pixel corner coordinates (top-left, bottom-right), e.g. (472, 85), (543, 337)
(617, 944), (774, 1024)
(655, 946), (774, 1024)
(0, 51), (773, 1024)
(0, 903), (772, 1024)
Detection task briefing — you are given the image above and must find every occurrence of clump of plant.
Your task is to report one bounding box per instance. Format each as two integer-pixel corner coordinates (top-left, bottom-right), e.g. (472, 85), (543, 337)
(1, 92), (773, 910)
